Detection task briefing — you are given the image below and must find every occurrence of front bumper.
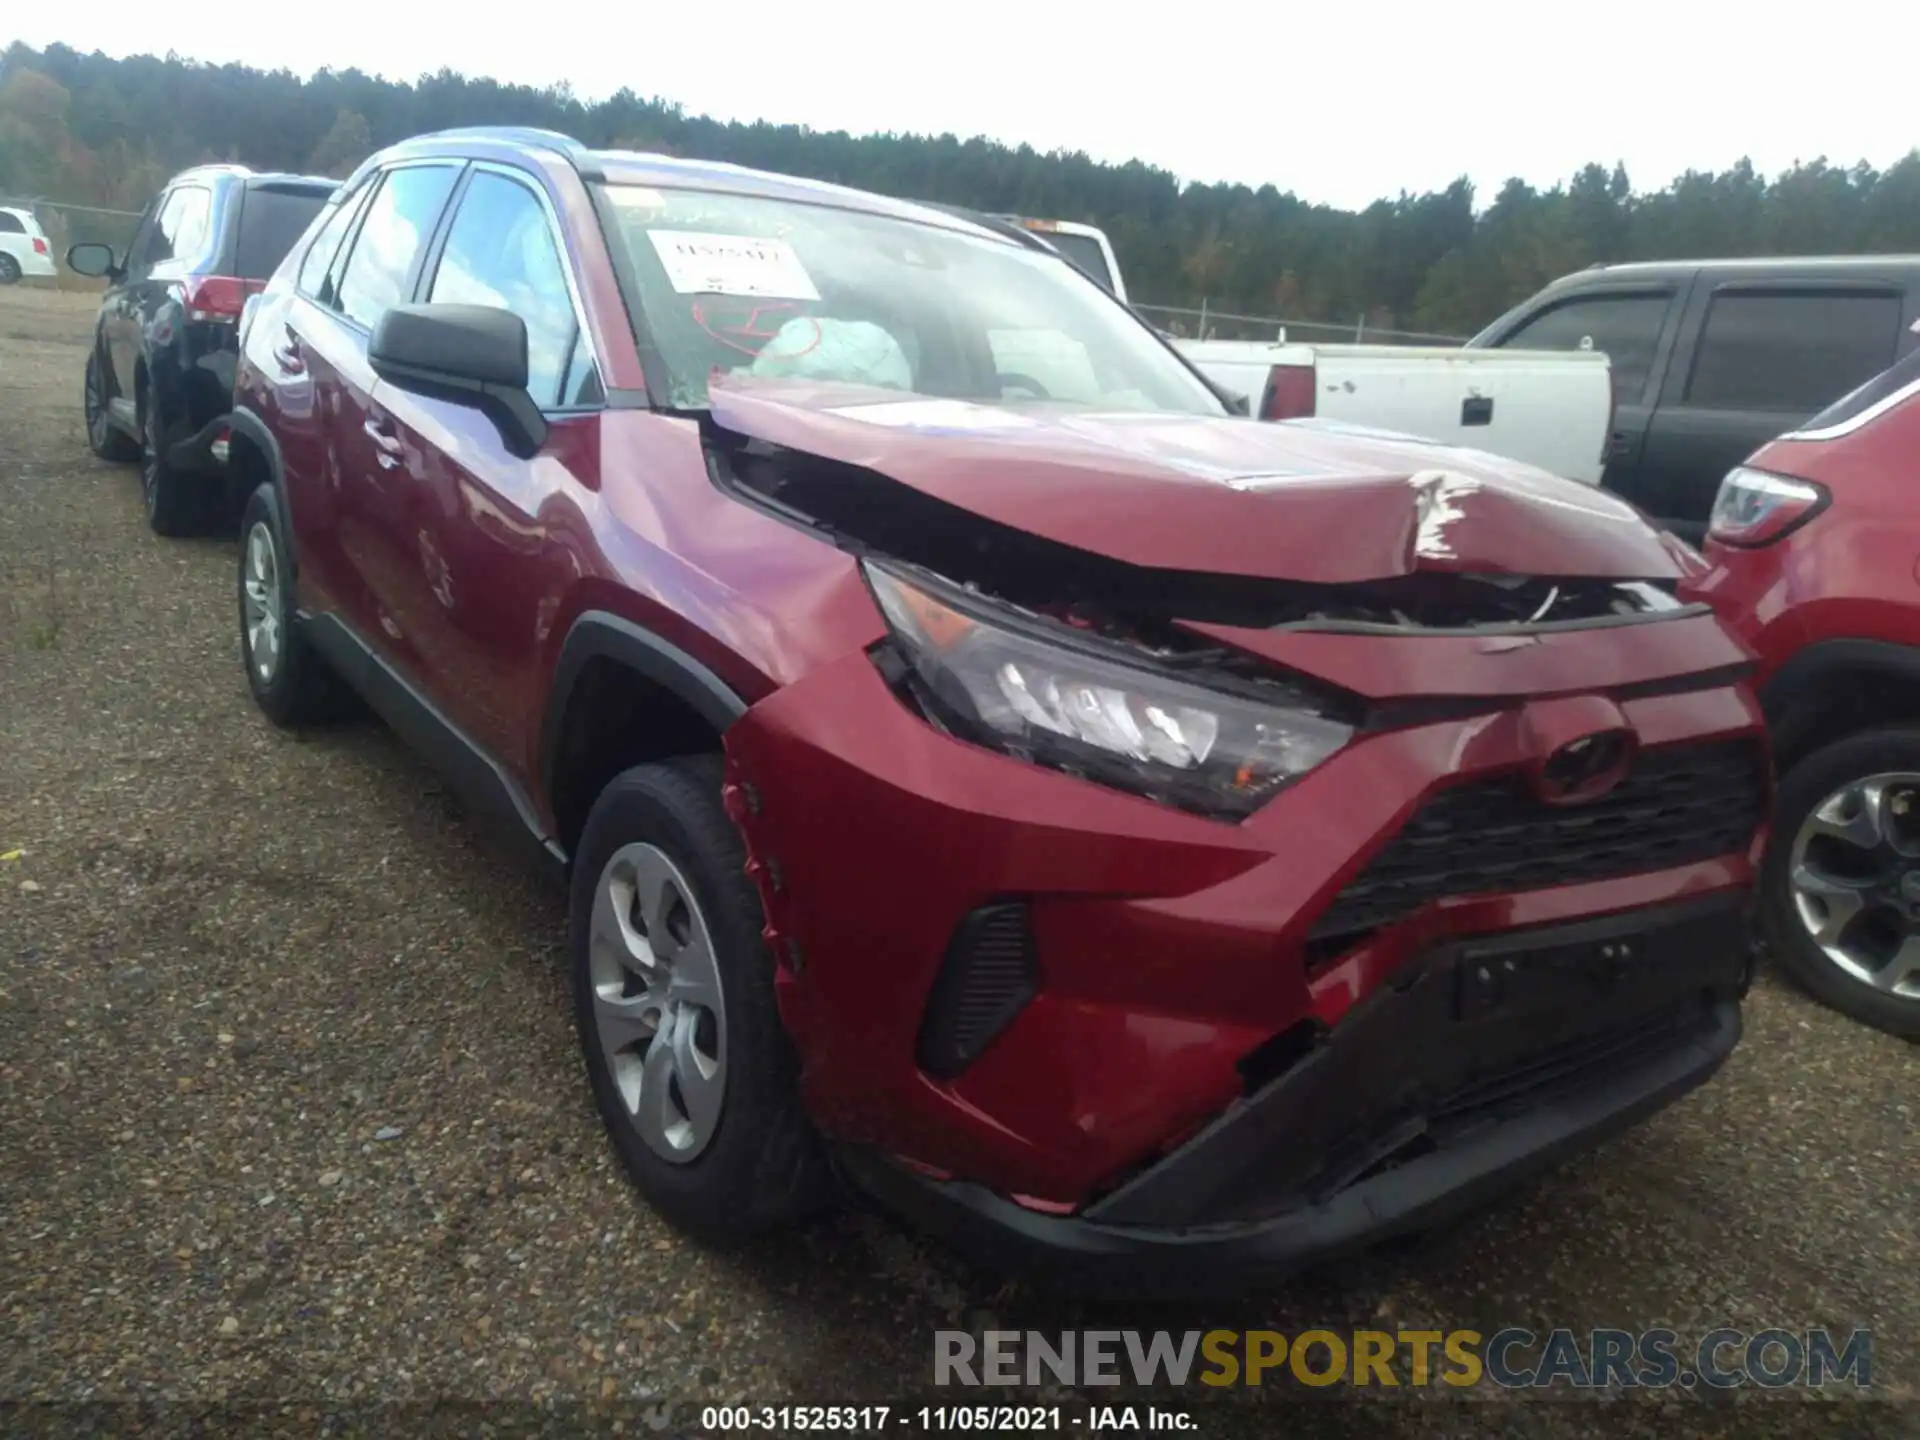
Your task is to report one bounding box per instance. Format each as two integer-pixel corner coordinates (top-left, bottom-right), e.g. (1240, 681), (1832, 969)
(838, 895), (1749, 1295)
(723, 619), (1766, 1211)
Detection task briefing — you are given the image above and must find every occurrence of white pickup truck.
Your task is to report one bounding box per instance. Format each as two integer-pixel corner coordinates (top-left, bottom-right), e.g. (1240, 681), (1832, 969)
(997, 215), (1614, 485)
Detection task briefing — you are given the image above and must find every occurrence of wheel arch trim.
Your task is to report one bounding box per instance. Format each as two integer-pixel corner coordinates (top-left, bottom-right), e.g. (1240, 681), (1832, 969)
(226, 406), (295, 572)
(1762, 638), (1920, 763)
(538, 610), (749, 818)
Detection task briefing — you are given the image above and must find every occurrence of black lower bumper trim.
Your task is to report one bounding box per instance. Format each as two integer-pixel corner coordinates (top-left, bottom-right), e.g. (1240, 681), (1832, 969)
(841, 1001), (1737, 1298)
(840, 895), (1749, 1298)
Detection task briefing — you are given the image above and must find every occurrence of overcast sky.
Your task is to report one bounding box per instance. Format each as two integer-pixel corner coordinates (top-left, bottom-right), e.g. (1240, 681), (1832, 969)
(12, 1), (1913, 211)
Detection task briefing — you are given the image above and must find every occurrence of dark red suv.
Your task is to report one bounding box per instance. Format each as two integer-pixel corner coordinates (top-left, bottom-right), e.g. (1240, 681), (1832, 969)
(1684, 344), (1920, 1040)
(228, 126), (1766, 1290)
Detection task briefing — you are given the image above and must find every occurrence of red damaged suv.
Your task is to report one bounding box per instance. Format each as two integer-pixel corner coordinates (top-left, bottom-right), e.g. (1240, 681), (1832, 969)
(228, 127), (1766, 1290)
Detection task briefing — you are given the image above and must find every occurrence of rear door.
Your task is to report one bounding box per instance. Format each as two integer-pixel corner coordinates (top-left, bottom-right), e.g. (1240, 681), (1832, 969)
(296, 161), (461, 670)
(262, 175), (379, 609)
(1483, 280), (1689, 509)
(1638, 277), (1908, 539)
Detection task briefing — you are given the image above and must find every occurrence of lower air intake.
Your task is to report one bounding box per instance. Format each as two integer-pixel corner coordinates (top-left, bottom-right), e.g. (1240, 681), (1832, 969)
(916, 902), (1039, 1080)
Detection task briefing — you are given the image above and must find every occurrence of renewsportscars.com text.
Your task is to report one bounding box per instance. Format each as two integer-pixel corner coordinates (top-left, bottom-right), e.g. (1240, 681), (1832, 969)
(934, 1327), (1872, 1390)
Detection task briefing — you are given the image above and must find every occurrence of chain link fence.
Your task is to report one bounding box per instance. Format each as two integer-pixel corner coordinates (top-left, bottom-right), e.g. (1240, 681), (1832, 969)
(1134, 302), (1468, 347)
(0, 198), (143, 287)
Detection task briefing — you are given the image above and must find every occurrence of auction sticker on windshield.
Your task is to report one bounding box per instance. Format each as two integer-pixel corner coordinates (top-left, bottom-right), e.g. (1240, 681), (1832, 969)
(647, 230), (820, 301)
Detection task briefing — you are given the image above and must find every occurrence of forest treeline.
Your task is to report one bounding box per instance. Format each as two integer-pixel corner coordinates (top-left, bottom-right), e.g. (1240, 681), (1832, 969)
(5, 41), (1920, 335)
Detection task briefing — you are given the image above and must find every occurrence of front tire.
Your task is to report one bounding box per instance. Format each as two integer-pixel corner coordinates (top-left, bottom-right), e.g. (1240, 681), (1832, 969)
(238, 485), (340, 728)
(1763, 727), (1920, 1040)
(570, 755), (827, 1238)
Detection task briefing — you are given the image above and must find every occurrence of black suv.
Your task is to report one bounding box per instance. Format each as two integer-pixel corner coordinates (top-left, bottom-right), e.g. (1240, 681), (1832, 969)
(1468, 255), (1920, 543)
(68, 165), (336, 534)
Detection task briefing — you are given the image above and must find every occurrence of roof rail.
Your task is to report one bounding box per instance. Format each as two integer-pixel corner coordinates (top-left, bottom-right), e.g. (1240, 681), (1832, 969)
(412, 126), (605, 181)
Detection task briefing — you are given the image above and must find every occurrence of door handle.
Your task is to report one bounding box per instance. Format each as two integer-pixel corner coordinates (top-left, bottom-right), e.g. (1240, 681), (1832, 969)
(363, 417), (405, 468)
(1603, 430), (1633, 462)
(273, 327), (305, 374)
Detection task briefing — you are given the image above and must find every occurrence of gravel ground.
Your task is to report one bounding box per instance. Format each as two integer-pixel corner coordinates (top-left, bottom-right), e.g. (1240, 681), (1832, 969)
(2, 284), (1916, 1439)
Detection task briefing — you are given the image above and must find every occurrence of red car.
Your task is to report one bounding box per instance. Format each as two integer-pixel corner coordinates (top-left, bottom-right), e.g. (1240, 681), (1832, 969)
(228, 126), (1765, 1290)
(1684, 344), (1920, 1040)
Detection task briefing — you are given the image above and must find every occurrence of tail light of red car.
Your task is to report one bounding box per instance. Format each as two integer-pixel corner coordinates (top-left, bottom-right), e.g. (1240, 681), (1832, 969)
(182, 275), (265, 324)
(1707, 465), (1830, 547)
(1260, 360), (1317, 420)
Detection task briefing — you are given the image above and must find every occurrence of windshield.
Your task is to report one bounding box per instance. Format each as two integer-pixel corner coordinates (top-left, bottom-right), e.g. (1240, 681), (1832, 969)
(597, 184), (1222, 416)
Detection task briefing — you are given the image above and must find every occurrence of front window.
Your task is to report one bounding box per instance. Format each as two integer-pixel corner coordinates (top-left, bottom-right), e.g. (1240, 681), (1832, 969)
(597, 185), (1222, 416)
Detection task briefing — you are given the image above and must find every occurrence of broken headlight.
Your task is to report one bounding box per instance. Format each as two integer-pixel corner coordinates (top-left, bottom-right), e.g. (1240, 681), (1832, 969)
(865, 562), (1352, 819)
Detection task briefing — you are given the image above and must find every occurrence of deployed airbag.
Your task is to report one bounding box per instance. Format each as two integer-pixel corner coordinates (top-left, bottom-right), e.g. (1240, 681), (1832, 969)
(746, 317), (912, 391)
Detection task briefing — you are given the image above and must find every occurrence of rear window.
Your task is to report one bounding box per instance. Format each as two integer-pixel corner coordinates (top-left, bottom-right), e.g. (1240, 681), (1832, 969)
(1044, 231), (1115, 294)
(1796, 341), (1920, 434)
(235, 187), (331, 279)
(0, 210), (24, 235)
(1685, 290), (1902, 413)
(1494, 292), (1672, 403)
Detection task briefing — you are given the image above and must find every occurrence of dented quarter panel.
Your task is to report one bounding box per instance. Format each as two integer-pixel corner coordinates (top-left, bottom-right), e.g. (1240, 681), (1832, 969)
(707, 375), (1686, 583)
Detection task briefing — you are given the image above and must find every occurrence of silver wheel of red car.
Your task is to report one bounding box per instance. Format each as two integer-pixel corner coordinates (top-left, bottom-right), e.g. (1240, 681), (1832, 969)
(1788, 771), (1920, 1000)
(588, 841), (729, 1163)
(568, 757), (826, 1237)
(241, 520), (283, 685)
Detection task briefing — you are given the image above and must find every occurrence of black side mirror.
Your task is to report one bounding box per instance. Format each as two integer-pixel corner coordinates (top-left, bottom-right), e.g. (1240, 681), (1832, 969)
(67, 243), (119, 280)
(368, 303), (549, 459)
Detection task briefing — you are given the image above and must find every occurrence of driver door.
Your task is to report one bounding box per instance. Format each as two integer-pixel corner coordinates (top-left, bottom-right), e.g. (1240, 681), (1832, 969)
(370, 164), (603, 776)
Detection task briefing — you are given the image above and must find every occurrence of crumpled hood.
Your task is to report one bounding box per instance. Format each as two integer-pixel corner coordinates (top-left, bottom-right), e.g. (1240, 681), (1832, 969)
(707, 377), (1695, 584)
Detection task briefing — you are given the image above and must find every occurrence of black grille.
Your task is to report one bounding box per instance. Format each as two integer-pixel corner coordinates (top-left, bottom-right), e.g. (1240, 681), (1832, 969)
(1309, 739), (1765, 953)
(916, 902), (1039, 1079)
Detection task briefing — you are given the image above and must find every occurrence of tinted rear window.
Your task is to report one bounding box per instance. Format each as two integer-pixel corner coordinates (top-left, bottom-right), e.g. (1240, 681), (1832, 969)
(1685, 290), (1903, 413)
(1798, 342), (1920, 433)
(1045, 231), (1115, 293)
(1495, 292), (1673, 403)
(234, 188), (331, 279)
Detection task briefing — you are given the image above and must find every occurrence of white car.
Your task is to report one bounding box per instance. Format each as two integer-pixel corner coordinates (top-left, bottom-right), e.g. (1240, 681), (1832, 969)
(0, 206), (57, 283)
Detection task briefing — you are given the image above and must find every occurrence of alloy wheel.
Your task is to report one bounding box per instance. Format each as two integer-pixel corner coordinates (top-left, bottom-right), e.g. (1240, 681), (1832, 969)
(587, 842), (728, 1163)
(241, 521), (283, 684)
(1788, 772), (1920, 999)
